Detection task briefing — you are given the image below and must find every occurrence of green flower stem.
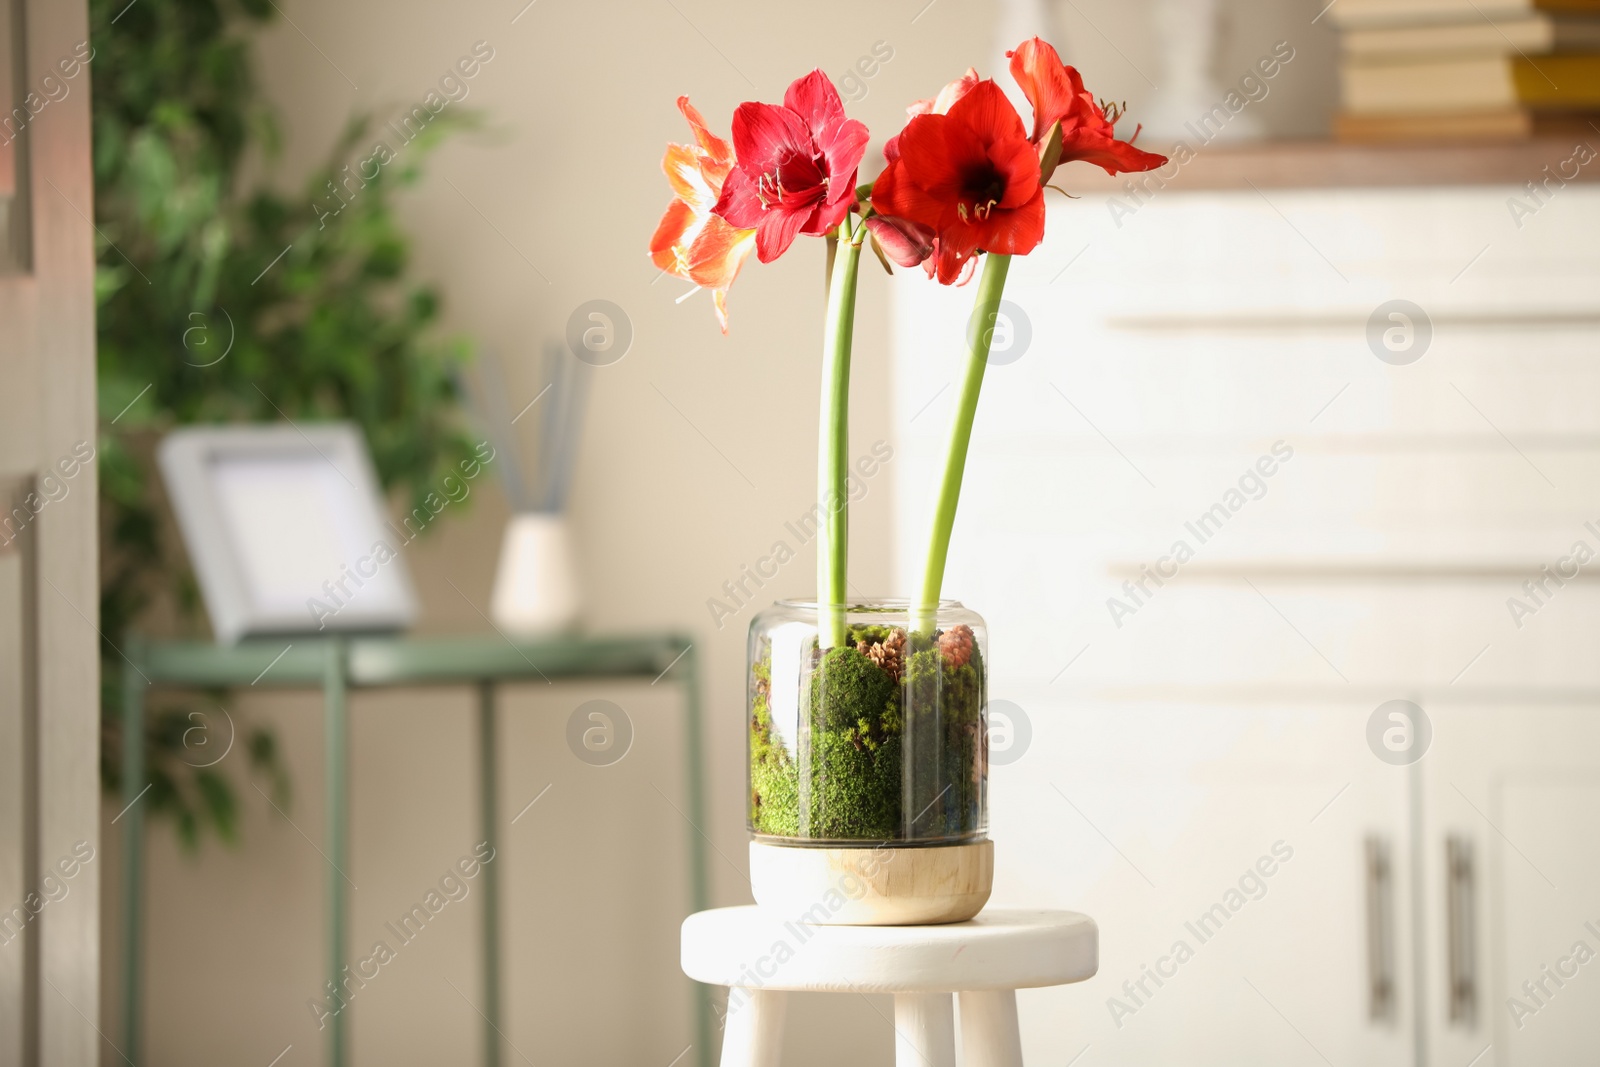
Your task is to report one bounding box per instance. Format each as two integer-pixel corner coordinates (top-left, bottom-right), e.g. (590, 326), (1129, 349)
(818, 219), (866, 648)
(914, 252), (1012, 633)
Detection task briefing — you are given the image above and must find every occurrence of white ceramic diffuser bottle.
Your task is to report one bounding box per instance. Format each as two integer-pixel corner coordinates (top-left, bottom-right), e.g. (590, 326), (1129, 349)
(472, 343), (590, 636)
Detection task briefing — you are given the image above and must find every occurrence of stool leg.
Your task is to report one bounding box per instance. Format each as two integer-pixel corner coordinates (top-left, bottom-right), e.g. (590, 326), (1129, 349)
(893, 992), (956, 1067)
(720, 987), (785, 1067)
(957, 990), (1023, 1067)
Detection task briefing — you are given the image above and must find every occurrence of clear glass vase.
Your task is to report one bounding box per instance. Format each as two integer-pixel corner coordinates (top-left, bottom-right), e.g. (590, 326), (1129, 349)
(746, 599), (988, 846)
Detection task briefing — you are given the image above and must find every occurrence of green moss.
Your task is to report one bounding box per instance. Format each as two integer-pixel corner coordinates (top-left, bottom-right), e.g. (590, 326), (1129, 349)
(802, 733), (902, 840)
(749, 645), (801, 836)
(904, 647), (941, 712)
(846, 623), (894, 647)
(904, 645), (984, 726)
(900, 639), (986, 837)
(881, 698), (903, 738)
(749, 653), (775, 760)
(748, 629), (985, 844)
(942, 722), (983, 833)
(810, 646), (895, 734)
(751, 753), (800, 837)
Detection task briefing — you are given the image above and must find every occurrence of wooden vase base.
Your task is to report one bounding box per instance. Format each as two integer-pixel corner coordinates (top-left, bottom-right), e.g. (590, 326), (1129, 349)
(749, 840), (993, 926)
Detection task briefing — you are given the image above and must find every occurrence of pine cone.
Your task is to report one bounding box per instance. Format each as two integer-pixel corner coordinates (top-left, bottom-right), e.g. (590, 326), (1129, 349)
(864, 628), (907, 684)
(938, 624), (974, 669)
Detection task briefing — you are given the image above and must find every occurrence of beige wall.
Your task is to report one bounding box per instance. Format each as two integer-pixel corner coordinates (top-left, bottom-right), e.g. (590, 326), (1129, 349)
(100, 1), (1337, 1063)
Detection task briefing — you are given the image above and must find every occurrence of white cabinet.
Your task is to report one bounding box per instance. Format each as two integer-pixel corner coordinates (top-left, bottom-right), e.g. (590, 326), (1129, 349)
(889, 184), (1600, 1065)
(1422, 696), (1600, 1067)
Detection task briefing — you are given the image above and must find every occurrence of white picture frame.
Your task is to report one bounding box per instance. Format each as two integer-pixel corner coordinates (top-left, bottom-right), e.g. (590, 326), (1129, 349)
(158, 423), (418, 644)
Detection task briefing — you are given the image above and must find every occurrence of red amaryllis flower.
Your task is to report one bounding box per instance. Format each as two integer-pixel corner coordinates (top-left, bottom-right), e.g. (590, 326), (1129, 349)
(870, 80), (1045, 284)
(882, 66), (980, 165)
(650, 96), (757, 333)
(864, 66), (977, 275)
(1007, 38), (1167, 181)
(712, 71), (870, 263)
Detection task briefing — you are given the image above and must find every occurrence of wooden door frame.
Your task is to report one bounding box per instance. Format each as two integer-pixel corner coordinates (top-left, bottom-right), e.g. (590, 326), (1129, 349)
(0, 0), (99, 1063)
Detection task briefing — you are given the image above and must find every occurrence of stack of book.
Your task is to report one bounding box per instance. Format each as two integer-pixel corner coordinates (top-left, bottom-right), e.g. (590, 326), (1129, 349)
(1331, 0), (1600, 142)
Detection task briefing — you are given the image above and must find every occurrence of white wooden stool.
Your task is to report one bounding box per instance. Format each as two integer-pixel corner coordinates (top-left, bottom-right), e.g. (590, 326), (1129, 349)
(681, 907), (1097, 1067)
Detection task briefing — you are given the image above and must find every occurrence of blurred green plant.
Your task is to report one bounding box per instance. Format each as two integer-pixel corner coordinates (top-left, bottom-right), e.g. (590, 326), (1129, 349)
(91, 0), (478, 848)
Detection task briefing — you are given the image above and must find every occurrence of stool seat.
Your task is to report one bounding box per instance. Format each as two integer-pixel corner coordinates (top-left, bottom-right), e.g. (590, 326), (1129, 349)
(681, 907), (1098, 1067)
(682, 907), (1097, 993)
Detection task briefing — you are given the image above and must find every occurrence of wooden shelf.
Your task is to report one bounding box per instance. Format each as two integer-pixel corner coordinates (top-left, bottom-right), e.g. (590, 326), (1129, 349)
(1062, 137), (1600, 194)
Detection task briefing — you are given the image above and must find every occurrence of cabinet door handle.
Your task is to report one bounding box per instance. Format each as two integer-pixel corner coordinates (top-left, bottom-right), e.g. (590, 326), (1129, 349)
(1365, 835), (1396, 1022)
(1447, 835), (1477, 1025)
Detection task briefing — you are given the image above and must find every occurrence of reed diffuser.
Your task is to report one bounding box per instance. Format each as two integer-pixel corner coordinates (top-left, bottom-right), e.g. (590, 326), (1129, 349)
(469, 343), (591, 634)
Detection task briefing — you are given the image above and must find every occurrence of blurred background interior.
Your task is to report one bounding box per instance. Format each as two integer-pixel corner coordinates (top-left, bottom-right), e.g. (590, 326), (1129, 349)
(2, 0), (1599, 1063)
